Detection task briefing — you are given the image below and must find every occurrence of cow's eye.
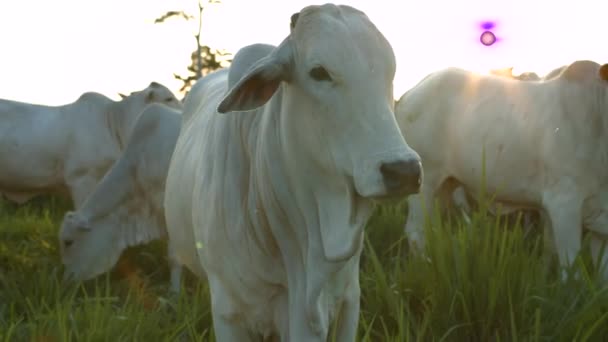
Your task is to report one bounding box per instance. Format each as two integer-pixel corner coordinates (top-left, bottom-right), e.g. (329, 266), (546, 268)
(309, 66), (332, 82)
(165, 97), (174, 102)
(64, 239), (73, 248)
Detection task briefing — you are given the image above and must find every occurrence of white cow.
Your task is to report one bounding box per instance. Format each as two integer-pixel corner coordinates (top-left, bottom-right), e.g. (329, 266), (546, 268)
(397, 60), (608, 278)
(59, 103), (182, 289)
(0, 81), (181, 208)
(164, 4), (422, 341)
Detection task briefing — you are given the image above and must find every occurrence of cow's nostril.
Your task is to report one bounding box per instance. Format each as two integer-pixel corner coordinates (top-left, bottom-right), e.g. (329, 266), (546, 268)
(379, 159), (422, 194)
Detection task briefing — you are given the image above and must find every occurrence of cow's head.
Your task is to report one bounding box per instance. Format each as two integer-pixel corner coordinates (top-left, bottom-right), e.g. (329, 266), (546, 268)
(59, 211), (123, 282)
(119, 81), (183, 110)
(559, 60), (608, 84)
(557, 60), (608, 118)
(216, 4), (422, 201)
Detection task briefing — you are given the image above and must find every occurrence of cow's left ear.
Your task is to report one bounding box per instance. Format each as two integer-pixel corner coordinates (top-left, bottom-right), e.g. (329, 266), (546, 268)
(290, 12), (300, 31)
(217, 38), (293, 113)
(118, 93), (128, 99)
(600, 64), (608, 81)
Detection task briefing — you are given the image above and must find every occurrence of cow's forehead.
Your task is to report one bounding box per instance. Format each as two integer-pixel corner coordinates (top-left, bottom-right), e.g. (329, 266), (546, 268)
(291, 5), (395, 80)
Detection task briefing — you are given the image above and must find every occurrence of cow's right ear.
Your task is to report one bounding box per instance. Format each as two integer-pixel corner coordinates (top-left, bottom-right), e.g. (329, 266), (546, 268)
(118, 93), (128, 99)
(217, 38), (293, 113)
(600, 64), (608, 81)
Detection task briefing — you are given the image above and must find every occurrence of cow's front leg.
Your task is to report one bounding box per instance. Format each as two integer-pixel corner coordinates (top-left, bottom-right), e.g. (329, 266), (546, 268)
(540, 211), (557, 266)
(208, 276), (256, 342)
(168, 243), (183, 295)
(333, 279), (360, 342)
(543, 188), (583, 281)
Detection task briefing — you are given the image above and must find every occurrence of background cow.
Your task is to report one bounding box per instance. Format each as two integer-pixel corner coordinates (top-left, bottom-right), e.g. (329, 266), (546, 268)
(164, 4), (422, 341)
(59, 103), (182, 289)
(0, 81), (181, 208)
(396, 60), (608, 280)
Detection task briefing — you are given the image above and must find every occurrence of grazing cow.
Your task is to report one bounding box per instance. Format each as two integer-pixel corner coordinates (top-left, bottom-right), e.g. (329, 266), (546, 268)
(396, 60), (608, 279)
(0, 81), (181, 208)
(164, 4), (422, 341)
(59, 103), (182, 288)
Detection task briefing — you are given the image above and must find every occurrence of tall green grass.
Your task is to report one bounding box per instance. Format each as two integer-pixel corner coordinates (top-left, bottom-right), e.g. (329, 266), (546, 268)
(1, 195), (608, 341)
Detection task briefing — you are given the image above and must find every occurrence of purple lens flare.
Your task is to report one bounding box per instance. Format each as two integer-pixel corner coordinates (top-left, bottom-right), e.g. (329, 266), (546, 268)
(477, 20), (501, 47)
(480, 21), (496, 30)
(480, 31), (497, 46)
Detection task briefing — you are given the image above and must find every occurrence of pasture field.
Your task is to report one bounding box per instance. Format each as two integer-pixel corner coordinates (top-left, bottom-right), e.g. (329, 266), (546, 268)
(2, 195), (608, 341)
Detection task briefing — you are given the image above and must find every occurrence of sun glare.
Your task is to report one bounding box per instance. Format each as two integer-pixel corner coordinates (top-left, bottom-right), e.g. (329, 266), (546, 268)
(0, 0), (604, 104)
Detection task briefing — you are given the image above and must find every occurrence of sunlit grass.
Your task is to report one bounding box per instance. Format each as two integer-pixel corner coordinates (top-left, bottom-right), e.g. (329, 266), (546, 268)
(1, 194), (608, 341)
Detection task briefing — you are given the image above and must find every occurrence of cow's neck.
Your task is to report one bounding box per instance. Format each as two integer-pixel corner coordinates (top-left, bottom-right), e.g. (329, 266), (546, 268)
(554, 83), (608, 182)
(251, 92), (375, 336)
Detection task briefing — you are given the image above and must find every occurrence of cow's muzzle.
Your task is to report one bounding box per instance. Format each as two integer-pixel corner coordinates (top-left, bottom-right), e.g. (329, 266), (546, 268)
(379, 159), (422, 196)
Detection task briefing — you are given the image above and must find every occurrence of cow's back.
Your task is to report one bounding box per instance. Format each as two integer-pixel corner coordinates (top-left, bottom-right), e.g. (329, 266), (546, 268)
(0, 98), (65, 148)
(396, 68), (548, 203)
(0, 98), (73, 193)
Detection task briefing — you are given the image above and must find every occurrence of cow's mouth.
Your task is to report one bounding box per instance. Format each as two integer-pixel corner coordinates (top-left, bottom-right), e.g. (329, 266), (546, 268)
(368, 191), (413, 203)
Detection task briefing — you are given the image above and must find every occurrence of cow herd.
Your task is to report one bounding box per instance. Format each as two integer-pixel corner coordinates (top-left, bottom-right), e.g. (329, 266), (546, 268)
(3, 3), (608, 341)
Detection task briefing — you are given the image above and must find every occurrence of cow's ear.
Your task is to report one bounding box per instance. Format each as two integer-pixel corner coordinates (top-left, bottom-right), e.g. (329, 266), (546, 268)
(118, 93), (128, 99)
(290, 11), (300, 31)
(217, 38), (293, 113)
(145, 89), (155, 103)
(600, 64), (608, 81)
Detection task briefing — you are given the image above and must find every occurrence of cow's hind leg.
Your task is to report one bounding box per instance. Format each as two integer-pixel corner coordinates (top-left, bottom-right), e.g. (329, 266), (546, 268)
(543, 188), (584, 281)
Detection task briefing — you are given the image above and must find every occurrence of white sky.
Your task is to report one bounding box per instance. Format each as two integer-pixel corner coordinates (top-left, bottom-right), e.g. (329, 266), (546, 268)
(0, 0), (605, 105)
